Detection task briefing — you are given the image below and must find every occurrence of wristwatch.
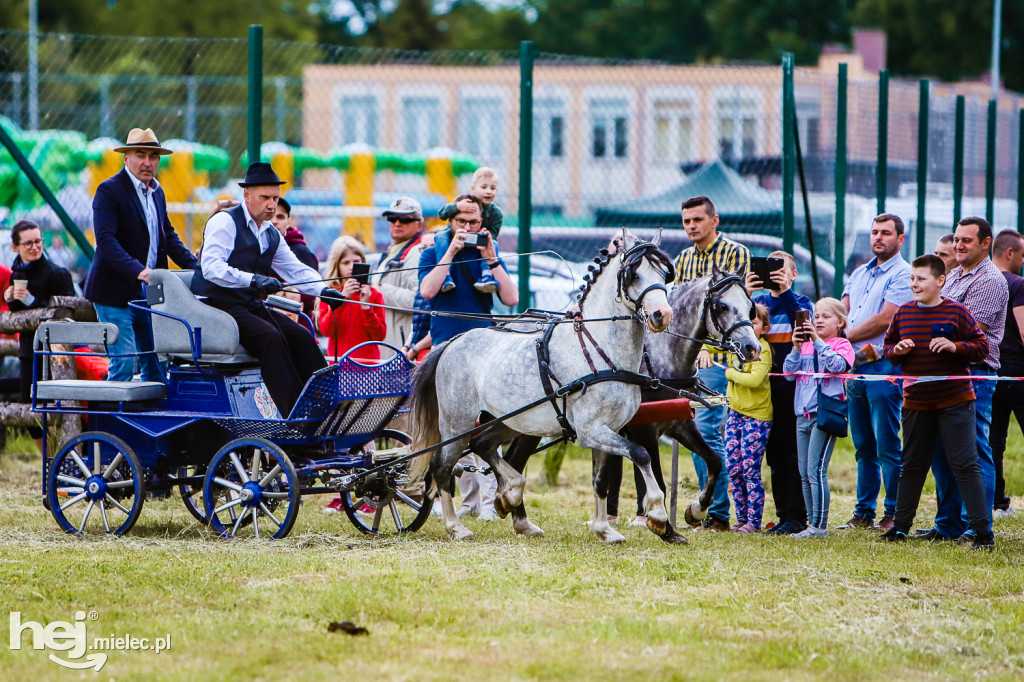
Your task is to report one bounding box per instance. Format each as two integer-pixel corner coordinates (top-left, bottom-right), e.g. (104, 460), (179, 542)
(487, 259), (502, 270)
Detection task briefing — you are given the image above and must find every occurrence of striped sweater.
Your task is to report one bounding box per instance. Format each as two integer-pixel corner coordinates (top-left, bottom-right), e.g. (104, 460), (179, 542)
(882, 298), (988, 410)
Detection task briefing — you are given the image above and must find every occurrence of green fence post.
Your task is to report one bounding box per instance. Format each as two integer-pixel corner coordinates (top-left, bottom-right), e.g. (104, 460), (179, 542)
(248, 25), (263, 172)
(954, 95), (965, 225)
(834, 63), (847, 298)
(782, 53), (795, 255)
(517, 41), (535, 314)
(1019, 109), (1024, 233)
(986, 99), (996, 224)
(876, 69), (889, 215)
(0, 124), (94, 259)
(916, 79), (929, 256)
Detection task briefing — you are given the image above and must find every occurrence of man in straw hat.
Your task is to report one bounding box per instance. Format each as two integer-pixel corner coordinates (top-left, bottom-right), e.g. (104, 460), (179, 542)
(191, 162), (345, 417)
(85, 127), (200, 383)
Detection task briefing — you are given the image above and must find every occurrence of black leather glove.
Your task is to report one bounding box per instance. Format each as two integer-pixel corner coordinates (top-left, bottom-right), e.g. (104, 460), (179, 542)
(250, 274), (284, 295)
(320, 287), (346, 310)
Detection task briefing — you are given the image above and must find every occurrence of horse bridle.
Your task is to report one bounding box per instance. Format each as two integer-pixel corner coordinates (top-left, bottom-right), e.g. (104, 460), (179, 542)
(615, 241), (674, 315)
(702, 274), (754, 354)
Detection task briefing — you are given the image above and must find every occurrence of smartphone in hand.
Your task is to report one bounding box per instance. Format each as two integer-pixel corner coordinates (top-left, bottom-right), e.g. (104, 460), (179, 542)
(750, 256), (785, 291)
(352, 262), (371, 285)
(793, 309), (811, 339)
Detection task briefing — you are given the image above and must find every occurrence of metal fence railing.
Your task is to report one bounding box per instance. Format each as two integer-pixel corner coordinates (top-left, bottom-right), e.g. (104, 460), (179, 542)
(0, 29), (1022, 301)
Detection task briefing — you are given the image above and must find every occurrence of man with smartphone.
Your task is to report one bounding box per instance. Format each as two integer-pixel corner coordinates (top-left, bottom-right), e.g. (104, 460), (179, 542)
(746, 251), (813, 535)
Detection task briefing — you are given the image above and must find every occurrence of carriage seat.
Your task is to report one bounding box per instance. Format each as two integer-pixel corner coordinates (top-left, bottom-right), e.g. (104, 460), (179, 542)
(33, 321), (167, 402)
(147, 269), (257, 364)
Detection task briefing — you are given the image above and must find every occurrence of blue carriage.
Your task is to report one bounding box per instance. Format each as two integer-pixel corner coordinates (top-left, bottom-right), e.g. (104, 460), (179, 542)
(33, 269), (431, 539)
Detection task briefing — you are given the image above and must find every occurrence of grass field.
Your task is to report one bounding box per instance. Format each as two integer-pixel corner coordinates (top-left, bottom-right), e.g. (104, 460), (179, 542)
(1, 429), (1022, 681)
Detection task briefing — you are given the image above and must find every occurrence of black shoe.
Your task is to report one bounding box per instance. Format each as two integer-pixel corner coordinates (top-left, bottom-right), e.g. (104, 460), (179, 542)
(955, 532), (975, 546)
(764, 520), (805, 536)
(970, 533), (995, 551)
(881, 527), (907, 542)
(912, 528), (952, 542)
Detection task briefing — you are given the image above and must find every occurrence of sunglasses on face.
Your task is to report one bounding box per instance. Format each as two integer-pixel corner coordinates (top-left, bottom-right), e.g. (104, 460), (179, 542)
(386, 216), (420, 224)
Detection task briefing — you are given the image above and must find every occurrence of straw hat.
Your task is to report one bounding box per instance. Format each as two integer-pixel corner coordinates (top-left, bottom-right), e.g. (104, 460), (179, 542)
(113, 128), (173, 155)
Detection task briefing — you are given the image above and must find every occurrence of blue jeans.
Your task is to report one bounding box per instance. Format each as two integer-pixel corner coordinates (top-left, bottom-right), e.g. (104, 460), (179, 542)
(847, 358), (903, 521)
(691, 364), (731, 523)
(94, 303), (165, 383)
(931, 368), (996, 536)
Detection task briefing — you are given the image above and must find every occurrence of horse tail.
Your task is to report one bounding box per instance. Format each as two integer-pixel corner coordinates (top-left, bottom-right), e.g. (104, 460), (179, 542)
(407, 342), (448, 492)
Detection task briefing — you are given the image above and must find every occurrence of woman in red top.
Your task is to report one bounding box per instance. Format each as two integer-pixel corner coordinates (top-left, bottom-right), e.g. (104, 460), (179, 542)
(318, 235), (386, 363)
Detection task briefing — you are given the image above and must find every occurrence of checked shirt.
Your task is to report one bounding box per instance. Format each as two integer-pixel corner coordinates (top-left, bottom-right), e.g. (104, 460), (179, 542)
(942, 256), (1008, 370)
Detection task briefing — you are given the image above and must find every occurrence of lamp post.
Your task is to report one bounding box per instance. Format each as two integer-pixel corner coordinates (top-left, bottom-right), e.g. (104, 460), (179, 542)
(992, 0), (1002, 99)
(28, 0), (38, 130)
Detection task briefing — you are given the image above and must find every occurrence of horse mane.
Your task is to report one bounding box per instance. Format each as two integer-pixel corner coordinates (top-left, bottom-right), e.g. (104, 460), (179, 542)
(575, 249), (615, 311)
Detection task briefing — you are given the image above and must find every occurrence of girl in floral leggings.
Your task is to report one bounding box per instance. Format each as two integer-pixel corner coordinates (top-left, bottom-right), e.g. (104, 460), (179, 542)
(723, 303), (774, 532)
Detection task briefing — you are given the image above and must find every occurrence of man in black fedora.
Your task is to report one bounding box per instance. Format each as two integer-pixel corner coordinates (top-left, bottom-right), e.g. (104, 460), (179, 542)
(86, 127), (200, 383)
(192, 162), (345, 416)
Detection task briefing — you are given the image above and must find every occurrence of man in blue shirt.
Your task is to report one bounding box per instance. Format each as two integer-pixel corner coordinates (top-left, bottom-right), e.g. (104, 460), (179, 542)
(841, 213), (913, 530)
(419, 194), (518, 520)
(418, 194), (518, 345)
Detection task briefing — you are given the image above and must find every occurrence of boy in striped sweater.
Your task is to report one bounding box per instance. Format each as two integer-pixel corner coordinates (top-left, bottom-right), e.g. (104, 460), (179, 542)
(881, 254), (994, 548)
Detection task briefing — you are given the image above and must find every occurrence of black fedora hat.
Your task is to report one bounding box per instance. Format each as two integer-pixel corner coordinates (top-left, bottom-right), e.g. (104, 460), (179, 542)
(238, 162), (287, 188)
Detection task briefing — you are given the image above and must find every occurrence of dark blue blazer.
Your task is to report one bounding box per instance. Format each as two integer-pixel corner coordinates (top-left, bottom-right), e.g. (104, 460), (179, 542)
(84, 168), (199, 307)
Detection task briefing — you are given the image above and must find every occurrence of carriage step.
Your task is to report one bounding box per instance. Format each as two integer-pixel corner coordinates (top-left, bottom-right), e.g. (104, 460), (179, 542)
(35, 379), (167, 403)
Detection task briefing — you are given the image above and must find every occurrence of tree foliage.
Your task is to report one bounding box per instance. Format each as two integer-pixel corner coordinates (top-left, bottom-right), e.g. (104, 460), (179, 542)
(0, 0), (1018, 88)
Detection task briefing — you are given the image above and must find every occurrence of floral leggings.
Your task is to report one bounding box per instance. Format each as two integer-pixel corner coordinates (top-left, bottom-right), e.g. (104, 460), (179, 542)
(724, 410), (772, 528)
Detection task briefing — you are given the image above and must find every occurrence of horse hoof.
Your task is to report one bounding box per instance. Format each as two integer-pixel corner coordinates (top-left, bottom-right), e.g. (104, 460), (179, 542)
(449, 526), (474, 541)
(598, 530), (626, 544)
(659, 523), (689, 545)
(646, 516), (668, 536)
(683, 501), (706, 528)
(515, 522), (545, 537)
(493, 497), (509, 519)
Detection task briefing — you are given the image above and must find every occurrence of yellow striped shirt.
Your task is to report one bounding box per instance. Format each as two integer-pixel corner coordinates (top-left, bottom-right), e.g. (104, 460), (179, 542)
(674, 233), (751, 362)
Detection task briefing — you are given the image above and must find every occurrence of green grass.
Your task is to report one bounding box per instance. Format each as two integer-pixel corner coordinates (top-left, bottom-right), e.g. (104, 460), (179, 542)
(0, 426), (1022, 681)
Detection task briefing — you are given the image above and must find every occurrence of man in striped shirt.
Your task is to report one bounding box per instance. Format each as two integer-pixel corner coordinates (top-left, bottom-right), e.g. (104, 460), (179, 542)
(674, 195), (750, 532)
(881, 254), (993, 548)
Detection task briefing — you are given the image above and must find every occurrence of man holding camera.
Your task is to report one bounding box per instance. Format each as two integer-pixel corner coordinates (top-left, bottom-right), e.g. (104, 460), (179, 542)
(419, 193), (518, 346)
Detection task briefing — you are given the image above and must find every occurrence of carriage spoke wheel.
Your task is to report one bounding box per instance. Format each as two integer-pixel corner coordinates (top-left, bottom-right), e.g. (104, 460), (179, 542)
(203, 438), (299, 540)
(46, 432), (144, 536)
(177, 464), (209, 525)
(341, 430), (433, 536)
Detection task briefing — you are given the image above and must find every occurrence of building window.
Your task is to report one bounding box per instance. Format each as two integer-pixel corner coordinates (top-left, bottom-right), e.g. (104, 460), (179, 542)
(590, 99), (628, 159)
(716, 96), (758, 161)
(653, 100), (695, 162)
(534, 98), (565, 159)
(339, 95), (378, 146)
(459, 97), (503, 158)
(401, 96), (441, 152)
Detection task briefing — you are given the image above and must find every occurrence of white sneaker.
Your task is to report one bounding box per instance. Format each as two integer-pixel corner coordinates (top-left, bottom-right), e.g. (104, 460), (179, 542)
(993, 507), (1015, 519)
(430, 500), (443, 517)
(456, 505), (474, 518)
(629, 515), (648, 527)
(791, 526), (827, 539)
(478, 508), (499, 522)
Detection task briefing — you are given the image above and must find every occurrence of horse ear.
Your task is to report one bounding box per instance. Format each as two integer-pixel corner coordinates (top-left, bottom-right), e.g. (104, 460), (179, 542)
(736, 260), (748, 278)
(710, 260), (722, 279)
(652, 227), (663, 247)
(619, 227), (629, 249)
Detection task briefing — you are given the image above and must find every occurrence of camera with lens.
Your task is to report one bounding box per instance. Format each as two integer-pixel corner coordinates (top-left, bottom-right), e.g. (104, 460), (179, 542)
(462, 232), (488, 249)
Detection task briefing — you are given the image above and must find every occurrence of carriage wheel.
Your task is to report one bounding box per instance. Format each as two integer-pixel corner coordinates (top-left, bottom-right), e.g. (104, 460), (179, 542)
(340, 430), (433, 535)
(177, 464), (208, 524)
(203, 438), (300, 540)
(46, 432), (144, 536)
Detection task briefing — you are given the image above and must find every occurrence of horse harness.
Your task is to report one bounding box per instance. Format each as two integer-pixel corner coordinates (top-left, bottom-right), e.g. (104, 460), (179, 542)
(663, 273), (755, 355)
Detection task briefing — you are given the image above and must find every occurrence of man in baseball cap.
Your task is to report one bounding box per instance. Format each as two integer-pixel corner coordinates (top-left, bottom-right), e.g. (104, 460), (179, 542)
(374, 197), (426, 357)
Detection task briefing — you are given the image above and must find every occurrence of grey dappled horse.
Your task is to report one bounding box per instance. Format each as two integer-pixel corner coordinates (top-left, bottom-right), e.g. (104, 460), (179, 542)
(409, 233), (675, 541)
(504, 264), (761, 543)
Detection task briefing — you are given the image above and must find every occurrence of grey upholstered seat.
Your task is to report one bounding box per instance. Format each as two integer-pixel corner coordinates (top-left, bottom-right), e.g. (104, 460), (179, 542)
(147, 269), (257, 364)
(35, 379), (166, 402)
(33, 321), (167, 402)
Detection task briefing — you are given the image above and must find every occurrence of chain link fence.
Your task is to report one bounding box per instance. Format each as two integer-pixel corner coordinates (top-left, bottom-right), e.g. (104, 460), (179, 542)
(0, 29), (1021, 299)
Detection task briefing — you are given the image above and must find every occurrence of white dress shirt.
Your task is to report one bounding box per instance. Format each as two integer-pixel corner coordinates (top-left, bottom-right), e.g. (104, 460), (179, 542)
(200, 202), (323, 297)
(125, 167), (160, 269)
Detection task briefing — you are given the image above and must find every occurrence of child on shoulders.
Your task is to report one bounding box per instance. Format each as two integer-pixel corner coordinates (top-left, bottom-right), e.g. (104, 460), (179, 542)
(436, 167), (503, 294)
